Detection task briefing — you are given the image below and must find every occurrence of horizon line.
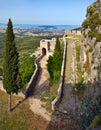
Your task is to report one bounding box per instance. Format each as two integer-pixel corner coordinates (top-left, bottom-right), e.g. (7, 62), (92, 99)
(0, 23), (81, 26)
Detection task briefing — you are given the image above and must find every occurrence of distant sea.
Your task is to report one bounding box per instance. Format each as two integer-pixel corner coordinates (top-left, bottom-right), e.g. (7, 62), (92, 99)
(0, 23), (80, 30)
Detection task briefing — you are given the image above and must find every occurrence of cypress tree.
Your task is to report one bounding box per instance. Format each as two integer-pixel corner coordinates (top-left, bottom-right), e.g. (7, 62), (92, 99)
(54, 37), (61, 53)
(47, 37), (63, 82)
(47, 56), (54, 79)
(53, 37), (62, 70)
(3, 19), (22, 111)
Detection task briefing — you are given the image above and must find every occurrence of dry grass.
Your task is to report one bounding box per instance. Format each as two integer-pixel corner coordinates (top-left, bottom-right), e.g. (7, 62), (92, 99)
(41, 83), (59, 113)
(0, 90), (49, 130)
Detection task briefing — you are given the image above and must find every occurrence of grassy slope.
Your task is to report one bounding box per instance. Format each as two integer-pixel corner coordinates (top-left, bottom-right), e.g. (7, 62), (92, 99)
(0, 90), (49, 130)
(0, 34), (56, 129)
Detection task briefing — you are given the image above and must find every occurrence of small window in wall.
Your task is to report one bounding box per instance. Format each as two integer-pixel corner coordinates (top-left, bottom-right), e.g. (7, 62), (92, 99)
(42, 39), (45, 42)
(65, 35), (68, 37)
(47, 42), (50, 50)
(42, 48), (46, 55)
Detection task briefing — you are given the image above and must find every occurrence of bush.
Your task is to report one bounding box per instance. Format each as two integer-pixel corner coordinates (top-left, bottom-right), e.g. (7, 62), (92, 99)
(73, 77), (85, 96)
(87, 6), (95, 16)
(91, 114), (101, 128)
(82, 12), (101, 32)
(76, 96), (101, 130)
(19, 55), (35, 88)
(76, 45), (81, 62)
(89, 47), (93, 52)
(88, 31), (101, 42)
(82, 20), (89, 29)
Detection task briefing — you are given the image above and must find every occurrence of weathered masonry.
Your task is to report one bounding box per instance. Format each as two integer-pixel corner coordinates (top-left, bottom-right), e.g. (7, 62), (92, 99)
(40, 38), (56, 59)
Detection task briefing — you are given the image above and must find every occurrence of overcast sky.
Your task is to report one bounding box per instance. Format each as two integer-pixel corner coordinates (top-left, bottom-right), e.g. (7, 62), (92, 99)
(0, 0), (95, 25)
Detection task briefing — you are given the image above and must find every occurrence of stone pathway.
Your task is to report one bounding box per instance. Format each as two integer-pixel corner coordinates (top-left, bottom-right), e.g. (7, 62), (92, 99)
(33, 56), (50, 96)
(29, 55), (51, 121)
(57, 39), (78, 113)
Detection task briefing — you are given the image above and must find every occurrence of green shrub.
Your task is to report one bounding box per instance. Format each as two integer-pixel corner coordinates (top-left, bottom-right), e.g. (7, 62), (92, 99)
(89, 47), (93, 52)
(82, 20), (89, 29)
(76, 96), (101, 130)
(91, 114), (101, 128)
(96, 33), (101, 42)
(93, 66), (99, 70)
(87, 6), (95, 16)
(76, 45), (81, 62)
(82, 12), (101, 32)
(88, 31), (101, 42)
(73, 77), (85, 96)
(19, 55), (35, 88)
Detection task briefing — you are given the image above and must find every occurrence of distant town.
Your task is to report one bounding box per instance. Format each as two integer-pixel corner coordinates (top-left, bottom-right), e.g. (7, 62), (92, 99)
(0, 24), (80, 36)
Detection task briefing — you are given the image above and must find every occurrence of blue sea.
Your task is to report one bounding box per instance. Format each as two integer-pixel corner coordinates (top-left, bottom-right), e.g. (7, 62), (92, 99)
(0, 23), (80, 30)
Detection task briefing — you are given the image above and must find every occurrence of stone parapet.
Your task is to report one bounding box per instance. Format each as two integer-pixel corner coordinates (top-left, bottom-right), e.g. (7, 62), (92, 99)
(51, 37), (67, 110)
(24, 54), (43, 98)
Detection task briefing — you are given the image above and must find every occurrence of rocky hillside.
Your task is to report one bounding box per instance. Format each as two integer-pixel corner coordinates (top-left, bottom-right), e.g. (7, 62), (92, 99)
(81, 0), (101, 89)
(74, 1), (101, 129)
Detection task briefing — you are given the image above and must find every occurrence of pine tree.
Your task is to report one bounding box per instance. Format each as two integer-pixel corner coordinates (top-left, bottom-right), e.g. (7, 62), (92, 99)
(3, 19), (22, 111)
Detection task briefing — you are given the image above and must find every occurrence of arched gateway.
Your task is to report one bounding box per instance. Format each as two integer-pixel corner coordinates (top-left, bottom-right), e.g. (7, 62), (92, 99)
(40, 38), (56, 59)
(42, 48), (46, 55)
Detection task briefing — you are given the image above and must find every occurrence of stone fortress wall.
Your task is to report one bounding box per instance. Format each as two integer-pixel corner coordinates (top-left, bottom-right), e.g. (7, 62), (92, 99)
(40, 38), (56, 59)
(65, 30), (81, 36)
(39, 30), (81, 59)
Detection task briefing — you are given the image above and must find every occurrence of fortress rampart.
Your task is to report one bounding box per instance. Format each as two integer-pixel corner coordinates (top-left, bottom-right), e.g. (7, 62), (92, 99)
(65, 30), (81, 36)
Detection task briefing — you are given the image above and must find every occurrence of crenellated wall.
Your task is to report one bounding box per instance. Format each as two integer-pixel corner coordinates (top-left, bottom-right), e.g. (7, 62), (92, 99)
(65, 30), (81, 37)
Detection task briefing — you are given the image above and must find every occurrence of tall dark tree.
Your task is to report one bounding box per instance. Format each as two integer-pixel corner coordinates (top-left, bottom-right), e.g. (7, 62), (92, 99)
(47, 37), (63, 82)
(47, 56), (54, 79)
(53, 37), (62, 70)
(3, 19), (22, 111)
(54, 37), (61, 53)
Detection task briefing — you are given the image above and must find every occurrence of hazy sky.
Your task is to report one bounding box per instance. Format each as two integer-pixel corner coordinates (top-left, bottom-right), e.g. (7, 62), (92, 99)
(0, 0), (95, 25)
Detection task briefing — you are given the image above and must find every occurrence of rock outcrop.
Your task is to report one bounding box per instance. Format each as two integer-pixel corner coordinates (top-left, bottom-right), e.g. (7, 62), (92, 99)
(81, 0), (101, 90)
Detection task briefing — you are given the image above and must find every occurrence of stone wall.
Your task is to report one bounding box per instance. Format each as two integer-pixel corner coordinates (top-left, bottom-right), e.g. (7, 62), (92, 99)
(40, 38), (56, 59)
(24, 54), (43, 98)
(51, 37), (67, 110)
(65, 30), (81, 36)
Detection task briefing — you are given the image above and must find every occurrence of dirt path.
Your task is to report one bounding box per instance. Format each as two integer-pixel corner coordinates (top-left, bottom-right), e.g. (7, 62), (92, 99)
(29, 55), (51, 121)
(29, 98), (51, 121)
